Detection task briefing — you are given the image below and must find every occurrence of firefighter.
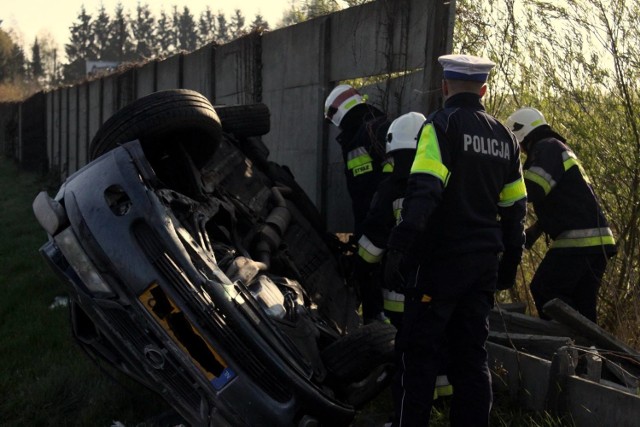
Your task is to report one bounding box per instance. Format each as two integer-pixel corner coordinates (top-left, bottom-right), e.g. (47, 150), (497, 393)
(505, 107), (616, 323)
(378, 111), (455, 400)
(324, 84), (391, 323)
(354, 111), (426, 327)
(384, 54), (527, 427)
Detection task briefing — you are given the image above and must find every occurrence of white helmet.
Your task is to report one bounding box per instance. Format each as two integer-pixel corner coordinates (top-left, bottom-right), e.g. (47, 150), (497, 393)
(505, 107), (547, 143)
(386, 112), (426, 153)
(324, 84), (365, 127)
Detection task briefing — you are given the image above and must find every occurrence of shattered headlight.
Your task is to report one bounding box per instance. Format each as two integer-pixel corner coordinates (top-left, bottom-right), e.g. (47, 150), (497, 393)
(54, 227), (115, 298)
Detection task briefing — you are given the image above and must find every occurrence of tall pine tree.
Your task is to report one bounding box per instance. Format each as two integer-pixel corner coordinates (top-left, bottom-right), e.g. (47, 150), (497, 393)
(105, 4), (135, 62)
(250, 14), (270, 32)
(93, 5), (111, 60)
(132, 3), (156, 59)
(64, 6), (95, 81)
(30, 37), (44, 79)
(176, 6), (198, 51)
(230, 9), (246, 39)
(198, 7), (217, 47)
(216, 12), (230, 44)
(156, 9), (176, 55)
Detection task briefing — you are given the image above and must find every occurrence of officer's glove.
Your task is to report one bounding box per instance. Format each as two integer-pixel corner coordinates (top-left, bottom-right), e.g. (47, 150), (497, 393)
(496, 250), (521, 290)
(524, 223), (543, 250)
(384, 248), (406, 291)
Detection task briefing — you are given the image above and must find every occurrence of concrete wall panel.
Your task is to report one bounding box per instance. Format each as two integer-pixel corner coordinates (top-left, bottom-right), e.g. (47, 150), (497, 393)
(52, 90), (61, 170)
(136, 61), (156, 97)
(88, 80), (102, 154)
(328, 0), (429, 83)
(262, 86), (325, 206)
(116, 69), (136, 109)
(46, 92), (53, 168)
(60, 89), (69, 177)
(102, 77), (115, 123)
(68, 86), (79, 174)
(157, 55), (181, 90)
(214, 35), (259, 104)
(261, 19), (328, 208)
(183, 45), (213, 100)
(77, 84), (89, 168)
(262, 19), (326, 90)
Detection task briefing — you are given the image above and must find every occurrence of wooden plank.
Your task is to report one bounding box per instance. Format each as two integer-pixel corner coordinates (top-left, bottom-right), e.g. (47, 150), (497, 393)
(488, 332), (573, 361)
(563, 375), (640, 427)
(543, 298), (640, 362)
(487, 342), (551, 411)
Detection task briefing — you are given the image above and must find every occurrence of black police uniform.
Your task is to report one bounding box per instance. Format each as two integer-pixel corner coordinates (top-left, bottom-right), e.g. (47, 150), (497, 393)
(386, 92), (527, 427)
(522, 126), (616, 323)
(336, 105), (390, 320)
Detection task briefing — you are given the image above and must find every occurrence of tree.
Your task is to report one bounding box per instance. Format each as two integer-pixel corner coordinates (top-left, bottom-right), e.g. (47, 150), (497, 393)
(156, 8), (176, 54)
(30, 37), (44, 80)
(249, 14), (270, 32)
(0, 28), (14, 83)
(132, 2), (156, 59)
(279, 2), (306, 27)
(198, 7), (217, 46)
(105, 3), (135, 62)
(176, 6), (198, 51)
(454, 0), (640, 341)
(230, 9), (246, 39)
(279, 0), (341, 27)
(303, 0), (341, 19)
(216, 12), (230, 44)
(36, 32), (61, 87)
(65, 6), (95, 60)
(93, 5), (111, 60)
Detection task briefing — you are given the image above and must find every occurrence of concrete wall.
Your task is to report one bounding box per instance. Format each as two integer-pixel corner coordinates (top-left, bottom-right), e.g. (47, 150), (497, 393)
(10, 0), (455, 233)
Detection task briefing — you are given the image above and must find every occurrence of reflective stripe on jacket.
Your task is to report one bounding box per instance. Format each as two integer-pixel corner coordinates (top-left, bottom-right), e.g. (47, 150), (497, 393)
(523, 131), (616, 255)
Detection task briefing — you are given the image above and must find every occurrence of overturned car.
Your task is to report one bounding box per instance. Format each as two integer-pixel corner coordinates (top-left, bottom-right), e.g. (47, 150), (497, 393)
(33, 90), (395, 426)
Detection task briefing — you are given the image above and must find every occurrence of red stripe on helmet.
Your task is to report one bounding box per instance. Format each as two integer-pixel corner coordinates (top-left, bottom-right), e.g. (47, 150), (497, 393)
(329, 87), (359, 111)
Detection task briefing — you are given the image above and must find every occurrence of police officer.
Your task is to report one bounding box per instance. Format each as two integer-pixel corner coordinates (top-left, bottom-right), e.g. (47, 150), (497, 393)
(505, 107), (616, 323)
(384, 54), (527, 427)
(324, 84), (391, 323)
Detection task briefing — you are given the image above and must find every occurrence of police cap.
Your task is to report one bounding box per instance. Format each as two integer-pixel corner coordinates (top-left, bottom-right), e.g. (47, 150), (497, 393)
(438, 54), (496, 82)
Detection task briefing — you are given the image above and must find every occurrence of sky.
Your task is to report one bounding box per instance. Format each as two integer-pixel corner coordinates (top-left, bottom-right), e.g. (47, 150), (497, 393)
(1, 0), (296, 53)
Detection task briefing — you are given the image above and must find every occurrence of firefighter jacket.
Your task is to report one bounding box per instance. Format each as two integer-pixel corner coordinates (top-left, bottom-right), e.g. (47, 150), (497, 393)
(358, 150), (416, 314)
(358, 150), (415, 264)
(387, 93), (527, 268)
(522, 126), (616, 255)
(336, 108), (390, 238)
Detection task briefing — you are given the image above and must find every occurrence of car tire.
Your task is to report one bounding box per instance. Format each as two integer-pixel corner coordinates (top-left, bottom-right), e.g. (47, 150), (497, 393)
(89, 89), (222, 169)
(215, 103), (270, 137)
(321, 322), (396, 382)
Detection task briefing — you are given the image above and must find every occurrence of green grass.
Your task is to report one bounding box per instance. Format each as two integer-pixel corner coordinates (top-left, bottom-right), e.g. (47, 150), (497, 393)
(0, 157), (170, 426)
(0, 156), (571, 426)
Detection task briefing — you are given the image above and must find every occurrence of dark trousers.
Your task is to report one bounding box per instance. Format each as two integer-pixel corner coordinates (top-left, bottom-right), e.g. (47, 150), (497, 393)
(359, 264), (385, 321)
(530, 250), (608, 323)
(392, 253), (496, 427)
